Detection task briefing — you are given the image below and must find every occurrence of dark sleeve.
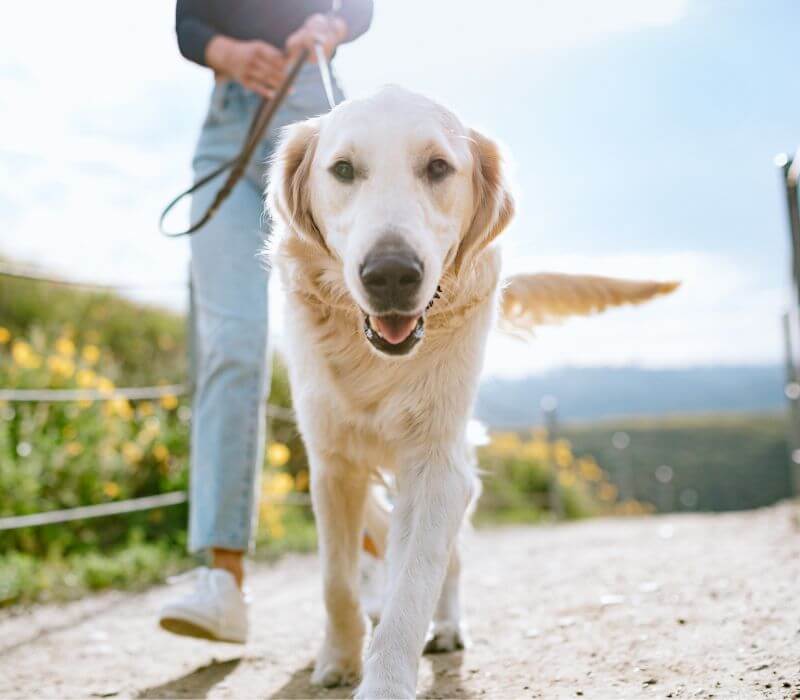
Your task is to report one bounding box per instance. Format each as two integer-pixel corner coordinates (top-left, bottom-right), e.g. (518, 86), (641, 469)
(336, 0), (374, 43)
(175, 0), (218, 67)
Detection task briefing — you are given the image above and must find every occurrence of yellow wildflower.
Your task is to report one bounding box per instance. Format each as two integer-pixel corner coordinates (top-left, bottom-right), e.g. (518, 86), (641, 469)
(107, 398), (133, 419)
(558, 471), (576, 487)
(76, 368), (97, 388)
(138, 401), (155, 417)
(12, 341), (41, 369)
(102, 481), (120, 498)
(55, 337), (76, 357)
(521, 438), (549, 462)
(96, 377), (115, 395)
(598, 483), (618, 502)
(491, 432), (522, 454)
(295, 469), (309, 492)
(160, 394), (178, 410)
(553, 439), (573, 468)
(47, 355), (75, 378)
(267, 442), (291, 468)
(121, 441), (144, 464)
(578, 458), (603, 481)
(65, 442), (83, 457)
(260, 505), (286, 539)
(137, 417), (160, 444)
(152, 444), (169, 462)
(81, 344), (101, 365)
(0, 327), (10, 344)
(263, 471), (294, 498)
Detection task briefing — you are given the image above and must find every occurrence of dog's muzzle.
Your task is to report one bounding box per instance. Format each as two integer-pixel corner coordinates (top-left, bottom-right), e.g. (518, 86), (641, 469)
(358, 234), (436, 356)
(362, 287), (441, 357)
(359, 235), (423, 313)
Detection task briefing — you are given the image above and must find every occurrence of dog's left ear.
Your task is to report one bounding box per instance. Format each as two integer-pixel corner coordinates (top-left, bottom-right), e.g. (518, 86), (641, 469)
(267, 117), (328, 252)
(454, 129), (515, 272)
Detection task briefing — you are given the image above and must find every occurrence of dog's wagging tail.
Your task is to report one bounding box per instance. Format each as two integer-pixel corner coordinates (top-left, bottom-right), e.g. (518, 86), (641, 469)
(500, 272), (680, 334)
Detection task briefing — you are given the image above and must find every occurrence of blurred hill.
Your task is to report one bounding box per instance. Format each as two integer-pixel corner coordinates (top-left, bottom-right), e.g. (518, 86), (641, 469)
(476, 365), (784, 427)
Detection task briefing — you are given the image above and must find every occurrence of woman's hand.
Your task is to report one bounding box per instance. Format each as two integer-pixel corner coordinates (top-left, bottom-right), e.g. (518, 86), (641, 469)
(285, 13), (348, 63)
(205, 36), (288, 98)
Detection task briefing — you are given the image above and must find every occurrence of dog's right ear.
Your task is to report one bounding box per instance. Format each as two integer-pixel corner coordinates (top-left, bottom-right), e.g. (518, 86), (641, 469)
(453, 129), (515, 273)
(267, 117), (328, 252)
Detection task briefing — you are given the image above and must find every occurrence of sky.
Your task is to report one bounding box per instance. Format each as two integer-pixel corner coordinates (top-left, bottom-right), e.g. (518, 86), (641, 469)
(1, 0), (798, 378)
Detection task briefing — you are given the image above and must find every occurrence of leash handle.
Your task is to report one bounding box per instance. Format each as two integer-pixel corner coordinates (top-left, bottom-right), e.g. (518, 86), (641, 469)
(159, 49), (310, 238)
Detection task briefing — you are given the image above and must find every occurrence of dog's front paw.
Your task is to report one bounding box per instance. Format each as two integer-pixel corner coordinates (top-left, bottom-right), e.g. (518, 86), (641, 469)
(423, 621), (468, 654)
(311, 644), (362, 688)
(357, 652), (416, 699)
(355, 680), (414, 700)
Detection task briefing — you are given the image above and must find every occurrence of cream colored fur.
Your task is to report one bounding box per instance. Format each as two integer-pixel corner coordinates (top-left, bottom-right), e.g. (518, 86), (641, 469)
(266, 86), (676, 699)
(501, 273), (679, 333)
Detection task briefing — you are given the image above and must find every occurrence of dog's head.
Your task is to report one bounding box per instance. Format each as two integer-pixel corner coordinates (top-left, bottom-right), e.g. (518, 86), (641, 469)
(268, 86), (514, 357)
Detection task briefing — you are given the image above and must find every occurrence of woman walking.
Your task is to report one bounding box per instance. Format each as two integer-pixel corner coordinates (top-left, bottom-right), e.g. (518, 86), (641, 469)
(159, 0), (373, 643)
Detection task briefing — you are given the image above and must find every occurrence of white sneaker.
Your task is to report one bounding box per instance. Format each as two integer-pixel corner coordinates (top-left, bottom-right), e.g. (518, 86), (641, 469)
(158, 567), (248, 643)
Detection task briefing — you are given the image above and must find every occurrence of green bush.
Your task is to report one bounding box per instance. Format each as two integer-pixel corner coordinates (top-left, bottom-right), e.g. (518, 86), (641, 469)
(475, 430), (652, 524)
(0, 269), (312, 605)
(0, 271), (186, 385)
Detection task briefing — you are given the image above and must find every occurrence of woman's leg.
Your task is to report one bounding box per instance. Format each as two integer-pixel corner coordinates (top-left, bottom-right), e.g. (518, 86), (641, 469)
(187, 169), (270, 574)
(182, 66), (343, 584)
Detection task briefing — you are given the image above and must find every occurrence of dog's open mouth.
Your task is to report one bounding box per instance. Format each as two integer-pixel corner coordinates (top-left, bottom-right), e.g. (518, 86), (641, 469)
(363, 313), (425, 356)
(361, 286), (441, 356)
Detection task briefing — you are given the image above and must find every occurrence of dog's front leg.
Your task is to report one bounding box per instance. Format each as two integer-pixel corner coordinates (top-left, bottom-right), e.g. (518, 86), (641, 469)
(308, 449), (369, 688)
(423, 543), (467, 654)
(357, 450), (474, 699)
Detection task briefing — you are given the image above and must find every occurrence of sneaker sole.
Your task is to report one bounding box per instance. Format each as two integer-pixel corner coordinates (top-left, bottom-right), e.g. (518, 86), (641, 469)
(159, 617), (244, 644)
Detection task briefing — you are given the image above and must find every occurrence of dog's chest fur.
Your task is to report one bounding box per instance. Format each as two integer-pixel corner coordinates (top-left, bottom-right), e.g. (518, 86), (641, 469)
(276, 237), (502, 452)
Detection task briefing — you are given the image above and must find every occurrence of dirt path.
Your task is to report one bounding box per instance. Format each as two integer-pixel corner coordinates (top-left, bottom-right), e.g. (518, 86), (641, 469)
(2, 504), (799, 699)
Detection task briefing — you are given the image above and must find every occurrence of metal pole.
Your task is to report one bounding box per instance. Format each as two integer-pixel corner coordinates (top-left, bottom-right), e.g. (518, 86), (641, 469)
(611, 431), (634, 502)
(781, 312), (800, 496)
(541, 395), (563, 520)
(777, 152), (800, 306)
(777, 151), (800, 496)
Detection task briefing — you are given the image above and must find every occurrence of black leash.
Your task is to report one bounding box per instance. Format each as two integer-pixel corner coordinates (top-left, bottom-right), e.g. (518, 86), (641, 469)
(159, 48), (310, 238)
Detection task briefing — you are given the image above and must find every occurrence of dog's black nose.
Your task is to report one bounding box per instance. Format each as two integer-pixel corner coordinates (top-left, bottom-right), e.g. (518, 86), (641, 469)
(360, 236), (423, 311)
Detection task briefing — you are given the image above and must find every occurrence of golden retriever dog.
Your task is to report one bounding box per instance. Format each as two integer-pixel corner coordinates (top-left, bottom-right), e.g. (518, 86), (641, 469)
(266, 86), (676, 699)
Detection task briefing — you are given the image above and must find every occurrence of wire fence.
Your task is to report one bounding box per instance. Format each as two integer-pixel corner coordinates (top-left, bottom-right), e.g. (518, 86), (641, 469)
(0, 384), (187, 403)
(1, 262), (299, 530)
(0, 261), (186, 292)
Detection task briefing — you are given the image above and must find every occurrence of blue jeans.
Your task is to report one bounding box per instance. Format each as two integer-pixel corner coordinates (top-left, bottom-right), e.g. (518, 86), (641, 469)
(188, 64), (343, 553)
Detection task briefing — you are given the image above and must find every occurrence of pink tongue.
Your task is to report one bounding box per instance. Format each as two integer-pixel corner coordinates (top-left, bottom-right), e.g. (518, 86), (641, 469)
(371, 315), (419, 345)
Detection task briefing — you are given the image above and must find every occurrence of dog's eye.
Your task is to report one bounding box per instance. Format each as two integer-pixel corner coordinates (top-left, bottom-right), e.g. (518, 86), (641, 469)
(330, 160), (355, 183)
(426, 158), (452, 182)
